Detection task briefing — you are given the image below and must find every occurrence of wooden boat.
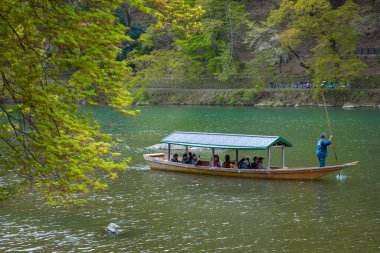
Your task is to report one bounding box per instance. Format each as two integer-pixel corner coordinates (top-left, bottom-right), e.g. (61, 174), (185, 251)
(143, 132), (358, 180)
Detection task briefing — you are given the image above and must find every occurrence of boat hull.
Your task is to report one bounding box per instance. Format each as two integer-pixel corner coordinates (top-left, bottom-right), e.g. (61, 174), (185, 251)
(143, 153), (358, 180)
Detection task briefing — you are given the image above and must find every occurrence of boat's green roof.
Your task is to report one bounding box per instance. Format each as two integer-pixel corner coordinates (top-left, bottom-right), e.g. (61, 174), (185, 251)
(161, 131), (292, 150)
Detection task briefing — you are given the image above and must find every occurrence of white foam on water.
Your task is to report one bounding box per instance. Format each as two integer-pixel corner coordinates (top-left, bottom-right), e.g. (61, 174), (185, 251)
(336, 173), (349, 181)
(128, 165), (150, 170)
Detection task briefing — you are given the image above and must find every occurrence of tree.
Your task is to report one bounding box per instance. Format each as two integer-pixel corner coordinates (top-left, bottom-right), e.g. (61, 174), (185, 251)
(0, 0), (135, 205)
(127, 49), (201, 87)
(174, 0), (249, 80)
(127, 0), (204, 33)
(266, 0), (367, 85)
(0, 0), (201, 205)
(244, 48), (278, 88)
(115, 0), (204, 83)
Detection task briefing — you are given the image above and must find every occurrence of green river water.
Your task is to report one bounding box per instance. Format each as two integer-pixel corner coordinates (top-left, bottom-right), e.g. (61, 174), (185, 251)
(1, 106), (379, 252)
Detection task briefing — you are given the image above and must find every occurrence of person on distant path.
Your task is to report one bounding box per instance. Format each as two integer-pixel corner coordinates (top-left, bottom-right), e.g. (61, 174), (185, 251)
(316, 132), (333, 167)
(171, 154), (179, 162)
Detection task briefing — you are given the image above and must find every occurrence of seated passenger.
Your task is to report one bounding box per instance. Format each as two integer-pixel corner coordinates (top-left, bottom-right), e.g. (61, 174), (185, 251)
(222, 154), (233, 168)
(170, 153), (179, 162)
(191, 154), (200, 165)
(257, 157), (269, 170)
(242, 157), (251, 169)
(210, 154), (222, 167)
(250, 156), (258, 169)
(181, 153), (191, 164)
(238, 157), (250, 169)
(188, 151), (193, 160)
(230, 160), (238, 169)
(238, 158), (246, 169)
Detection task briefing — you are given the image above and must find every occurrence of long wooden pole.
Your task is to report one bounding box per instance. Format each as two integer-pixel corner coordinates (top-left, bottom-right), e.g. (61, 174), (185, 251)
(321, 91), (338, 163)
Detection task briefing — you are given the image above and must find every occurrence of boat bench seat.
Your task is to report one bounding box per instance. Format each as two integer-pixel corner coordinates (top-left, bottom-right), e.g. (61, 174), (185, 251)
(198, 160), (210, 166)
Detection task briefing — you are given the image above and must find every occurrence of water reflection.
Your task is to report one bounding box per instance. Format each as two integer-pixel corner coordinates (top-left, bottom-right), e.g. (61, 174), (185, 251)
(0, 106), (379, 252)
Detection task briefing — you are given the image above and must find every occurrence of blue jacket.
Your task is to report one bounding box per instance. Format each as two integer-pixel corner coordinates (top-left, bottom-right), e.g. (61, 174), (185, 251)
(316, 139), (332, 156)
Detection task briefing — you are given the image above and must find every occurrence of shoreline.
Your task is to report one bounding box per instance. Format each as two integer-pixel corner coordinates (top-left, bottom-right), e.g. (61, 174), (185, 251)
(133, 88), (380, 108)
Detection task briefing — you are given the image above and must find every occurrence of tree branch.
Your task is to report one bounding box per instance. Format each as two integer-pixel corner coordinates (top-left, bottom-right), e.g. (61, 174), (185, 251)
(287, 46), (309, 69)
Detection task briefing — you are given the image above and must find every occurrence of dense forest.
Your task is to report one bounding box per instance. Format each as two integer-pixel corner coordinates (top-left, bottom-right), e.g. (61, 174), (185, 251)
(0, 0), (379, 205)
(116, 0), (379, 88)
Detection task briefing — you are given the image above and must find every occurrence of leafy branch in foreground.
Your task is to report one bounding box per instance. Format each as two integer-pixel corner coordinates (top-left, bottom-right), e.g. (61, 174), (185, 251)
(0, 0), (135, 205)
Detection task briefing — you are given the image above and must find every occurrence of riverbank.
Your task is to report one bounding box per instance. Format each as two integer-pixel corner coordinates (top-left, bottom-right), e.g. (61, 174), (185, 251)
(133, 88), (380, 108)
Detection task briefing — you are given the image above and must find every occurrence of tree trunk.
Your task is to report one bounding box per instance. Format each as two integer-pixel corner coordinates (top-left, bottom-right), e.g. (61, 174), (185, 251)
(122, 2), (132, 26)
(288, 46), (309, 69)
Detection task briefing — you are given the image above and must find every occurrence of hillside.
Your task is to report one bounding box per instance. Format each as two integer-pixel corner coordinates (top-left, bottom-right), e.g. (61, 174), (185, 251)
(241, 0), (380, 78)
(118, 0), (380, 88)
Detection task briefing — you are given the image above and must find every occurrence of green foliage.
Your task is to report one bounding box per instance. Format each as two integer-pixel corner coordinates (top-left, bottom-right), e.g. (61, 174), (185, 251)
(244, 48), (278, 87)
(214, 46), (240, 81)
(0, 183), (20, 202)
(0, 0), (201, 205)
(133, 89), (150, 103)
(130, 0), (250, 82)
(129, 0), (204, 33)
(266, 0), (367, 86)
(0, 0), (135, 205)
(117, 24), (146, 61)
(241, 87), (260, 103)
(358, 90), (367, 97)
(228, 97), (238, 105)
(215, 92), (226, 104)
(127, 49), (201, 87)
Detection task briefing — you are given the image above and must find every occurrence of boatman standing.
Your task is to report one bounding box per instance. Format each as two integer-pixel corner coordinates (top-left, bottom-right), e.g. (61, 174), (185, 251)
(316, 132), (333, 167)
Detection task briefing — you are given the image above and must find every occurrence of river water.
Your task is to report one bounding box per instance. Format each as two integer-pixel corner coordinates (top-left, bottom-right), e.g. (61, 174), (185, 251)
(1, 106), (379, 252)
